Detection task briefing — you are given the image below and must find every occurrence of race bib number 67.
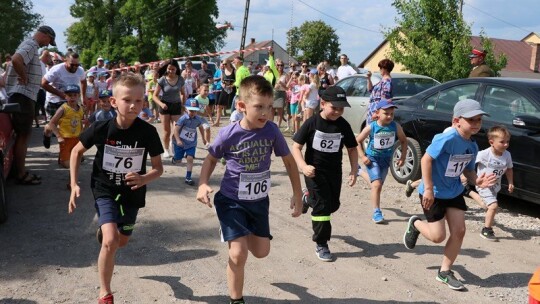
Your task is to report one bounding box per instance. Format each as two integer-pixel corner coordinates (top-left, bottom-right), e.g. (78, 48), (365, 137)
(103, 145), (145, 173)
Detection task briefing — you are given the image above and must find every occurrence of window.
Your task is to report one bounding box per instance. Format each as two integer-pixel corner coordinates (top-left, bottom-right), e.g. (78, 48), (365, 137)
(422, 84), (479, 113)
(349, 77), (368, 97)
(482, 85), (540, 124)
(336, 77), (357, 96)
(392, 78), (439, 97)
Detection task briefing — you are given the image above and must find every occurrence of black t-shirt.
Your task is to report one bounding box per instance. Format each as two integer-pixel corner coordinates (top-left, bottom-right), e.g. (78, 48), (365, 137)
(79, 118), (164, 207)
(293, 114), (357, 172)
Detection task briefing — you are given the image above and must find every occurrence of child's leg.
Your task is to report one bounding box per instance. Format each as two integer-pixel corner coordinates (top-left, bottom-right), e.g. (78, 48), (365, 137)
(414, 218), (447, 244)
(370, 180), (383, 209)
(440, 208), (466, 271)
(98, 222), (125, 298)
(469, 190), (486, 209)
(186, 155), (194, 174)
(484, 202), (498, 228)
(205, 127), (211, 144)
(227, 236), (250, 300)
(246, 234), (270, 258)
(411, 179), (421, 188)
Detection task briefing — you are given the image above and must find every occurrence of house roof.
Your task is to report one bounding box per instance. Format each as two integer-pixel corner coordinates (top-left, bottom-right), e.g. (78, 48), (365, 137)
(470, 36), (533, 73)
(225, 40), (272, 61)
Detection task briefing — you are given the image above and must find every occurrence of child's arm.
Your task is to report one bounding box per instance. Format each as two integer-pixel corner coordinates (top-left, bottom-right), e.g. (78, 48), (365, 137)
(196, 154), (219, 207)
(463, 169), (496, 188)
(291, 142), (315, 177)
(346, 146), (358, 187)
(68, 142), (88, 213)
(48, 107), (65, 142)
(420, 153), (435, 210)
(173, 124), (183, 146)
(124, 154), (164, 190)
(506, 168), (514, 193)
(355, 124), (371, 165)
(198, 125), (208, 145)
(281, 153), (303, 217)
(396, 124), (407, 167)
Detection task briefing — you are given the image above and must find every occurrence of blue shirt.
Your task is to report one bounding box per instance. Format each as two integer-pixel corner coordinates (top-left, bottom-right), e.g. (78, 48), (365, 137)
(419, 128), (478, 199)
(88, 109), (116, 123)
(175, 113), (208, 149)
(213, 69), (223, 91)
(366, 121), (397, 159)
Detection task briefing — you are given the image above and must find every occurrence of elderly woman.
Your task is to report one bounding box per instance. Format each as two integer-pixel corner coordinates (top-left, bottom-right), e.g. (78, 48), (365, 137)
(366, 59), (394, 123)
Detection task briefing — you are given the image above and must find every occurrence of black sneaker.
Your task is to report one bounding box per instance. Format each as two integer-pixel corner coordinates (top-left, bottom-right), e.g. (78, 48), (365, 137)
(185, 179), (195, 186)
(96, 227), (103, 245)
(229, 298), (245, 304)
(403, 215), (421, 249)
(436, 270), (465, 290)
(480, 227), (497, 241)
(43, 134), (51, 149)
(301, 188), (310, 214)
(405, 180), (415, 198)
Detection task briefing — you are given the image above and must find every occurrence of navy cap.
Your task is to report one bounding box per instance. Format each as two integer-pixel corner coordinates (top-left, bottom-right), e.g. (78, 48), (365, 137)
(99, 89), (112, 98)
(63, 84), (80, 93)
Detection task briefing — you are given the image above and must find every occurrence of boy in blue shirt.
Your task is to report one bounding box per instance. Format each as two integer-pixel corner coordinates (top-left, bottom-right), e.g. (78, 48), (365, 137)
(403, 99), (496, 291)
(356, 99), (407, 223)
(87, 89), (116, 126)
(172, 98), (210, 185)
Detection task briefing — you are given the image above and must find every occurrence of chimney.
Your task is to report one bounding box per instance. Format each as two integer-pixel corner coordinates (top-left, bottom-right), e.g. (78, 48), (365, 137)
(530, 43), (540, 72)
(250, 38), (255, 45)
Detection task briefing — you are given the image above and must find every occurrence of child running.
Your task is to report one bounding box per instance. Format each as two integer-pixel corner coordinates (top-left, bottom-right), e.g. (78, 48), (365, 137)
(43, 84), (84, 168)
(194, 83), (214, 126)
(196, 75), (303, 304)
(291, 85), (358, 262)
(356, 99), (407, 223)
(172, 98), (210, 186)
(474, 125), (514, 241)
(68, 72), (164, 304)
(403, 99), (496, 290)
(87, 90), (116, 126)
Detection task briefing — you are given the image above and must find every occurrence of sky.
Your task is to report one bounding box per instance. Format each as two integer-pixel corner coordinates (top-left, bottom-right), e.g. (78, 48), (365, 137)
(33, 0), (540, 65)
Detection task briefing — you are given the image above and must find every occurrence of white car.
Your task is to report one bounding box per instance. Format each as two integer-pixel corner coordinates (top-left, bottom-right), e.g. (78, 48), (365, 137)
(335, 73), (440, 133)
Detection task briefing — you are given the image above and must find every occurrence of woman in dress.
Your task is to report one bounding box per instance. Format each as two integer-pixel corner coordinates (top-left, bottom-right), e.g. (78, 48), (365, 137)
(366, 59), (394, 123)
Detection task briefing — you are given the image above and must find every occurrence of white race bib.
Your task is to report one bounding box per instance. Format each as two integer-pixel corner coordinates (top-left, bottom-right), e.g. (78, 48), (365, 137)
(102, 145), (145, 173)
(180, 127), (196, 141)
(373, 132), (395, 149)
(312, 130), (341, 153)
(238, 170), (271, 201)
(445, 154), (473, 177)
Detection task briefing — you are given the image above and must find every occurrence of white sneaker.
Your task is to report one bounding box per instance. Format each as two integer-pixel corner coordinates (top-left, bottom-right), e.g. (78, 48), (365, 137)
(163, 150), (170, 158)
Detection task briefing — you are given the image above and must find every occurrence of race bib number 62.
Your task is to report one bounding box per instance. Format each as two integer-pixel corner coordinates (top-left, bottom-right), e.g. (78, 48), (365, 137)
(312, 130), (341, 153)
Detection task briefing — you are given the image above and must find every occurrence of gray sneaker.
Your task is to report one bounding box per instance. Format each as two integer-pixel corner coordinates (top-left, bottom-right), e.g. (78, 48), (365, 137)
(403, 215), (421, 249)
(405, 180), (415, 197)
(315, 244), (333, 262)
(436, 270), (465, 290)
(480, 227), (497, 241)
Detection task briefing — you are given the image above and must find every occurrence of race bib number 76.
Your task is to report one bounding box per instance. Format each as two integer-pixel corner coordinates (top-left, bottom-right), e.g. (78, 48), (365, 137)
(103, 145), (145, 173)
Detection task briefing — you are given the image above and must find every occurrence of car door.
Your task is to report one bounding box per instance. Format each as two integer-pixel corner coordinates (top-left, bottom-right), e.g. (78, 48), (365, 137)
(478, 85), (540, 199)
(337, 76), (368, 133)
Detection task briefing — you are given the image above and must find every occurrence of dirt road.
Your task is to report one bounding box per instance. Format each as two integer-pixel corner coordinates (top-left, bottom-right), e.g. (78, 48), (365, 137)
(0, 122), (538, 303)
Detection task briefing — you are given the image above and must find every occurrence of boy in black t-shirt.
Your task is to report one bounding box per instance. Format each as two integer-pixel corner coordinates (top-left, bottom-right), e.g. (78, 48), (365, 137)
(291, 86), (358, 262)
(68, 73), (164, 304)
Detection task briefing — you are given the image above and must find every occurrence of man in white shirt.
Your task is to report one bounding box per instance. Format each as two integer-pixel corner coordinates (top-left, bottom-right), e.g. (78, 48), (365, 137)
(88, 57), (107, 76)
(336, 54), (357, 81)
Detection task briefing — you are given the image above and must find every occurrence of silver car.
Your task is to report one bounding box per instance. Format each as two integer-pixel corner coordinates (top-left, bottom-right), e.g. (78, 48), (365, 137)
(335, 73), (440, 133)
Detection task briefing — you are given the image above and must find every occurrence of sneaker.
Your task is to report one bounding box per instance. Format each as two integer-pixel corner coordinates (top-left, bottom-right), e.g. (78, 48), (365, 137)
(356, 165), (362, 177)
(403, 215), (421, 249)
(229, 299), (245, 304)
(436, 270), (465, 290)
(372, 208), (385, 224)
(96, 227), (103, 245)
(171, 157), (177, 165)
(220, 157), (226, 165)
(480, 227), (497, 241)
(43, 134), (51, 149)
(405, 180), (415, 197)
(185, 179), (195, 186)
(163, 150), (170, 158)
(98, 293), (114, 304)
(315, 244), (333, 262)
(301, 188), (310, 214)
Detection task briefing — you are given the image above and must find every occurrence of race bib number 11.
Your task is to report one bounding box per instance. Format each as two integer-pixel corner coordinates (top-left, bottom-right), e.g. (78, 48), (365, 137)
(103, 145), (145, 173)
(445, 154), (473, 177)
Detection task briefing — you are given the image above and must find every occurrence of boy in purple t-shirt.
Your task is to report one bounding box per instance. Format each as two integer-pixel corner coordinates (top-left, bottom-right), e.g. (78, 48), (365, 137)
(197, 75), (303, 304)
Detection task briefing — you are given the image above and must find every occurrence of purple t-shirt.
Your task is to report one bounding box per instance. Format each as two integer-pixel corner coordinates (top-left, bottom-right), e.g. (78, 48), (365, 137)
(209, 121), (290, 201)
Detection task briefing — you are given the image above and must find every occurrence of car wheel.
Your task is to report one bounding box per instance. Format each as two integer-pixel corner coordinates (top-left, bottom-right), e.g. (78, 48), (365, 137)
(0, 171), (7, 224)
(391, 137), (422, 184)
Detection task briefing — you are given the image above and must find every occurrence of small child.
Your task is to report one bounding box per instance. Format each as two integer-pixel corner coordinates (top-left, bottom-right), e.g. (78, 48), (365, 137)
(356, 100), (407, 223)
(229, 100), (244, 123)
(403, 99), (496, 291)
(85, 72), (99, 117)
(68, 73), (164, 304)
(43, 84), (84, 168)
(302, 73), (320, 122)
(196, 75), (303, 304)
(138, 100), (155, 123)
(291, 85), (358, 262)
(172, 98), (211, 185)
(95, 72), (108, 93)
(87, 90), (116, 126)
(288, 72), (302, 134)
(195, 83), (214, 125)
(146, 70), (160, 123)
(474, 125), (514, 241)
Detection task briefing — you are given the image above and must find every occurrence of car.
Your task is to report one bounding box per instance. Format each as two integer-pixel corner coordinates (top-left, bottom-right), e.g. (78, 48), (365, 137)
(0, 102), (21, 223)
(335, 73), (440, 133)
(177, 60), (217, 79)
(389, 77), (540, 205)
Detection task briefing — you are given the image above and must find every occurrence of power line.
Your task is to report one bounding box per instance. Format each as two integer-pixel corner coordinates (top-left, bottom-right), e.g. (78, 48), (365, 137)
(295, 0), (380, 34)
(464, 2), (532, 34)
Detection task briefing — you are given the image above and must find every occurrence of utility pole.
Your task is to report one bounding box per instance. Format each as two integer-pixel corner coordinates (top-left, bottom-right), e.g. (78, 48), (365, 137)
(459, 0), (463, 16)
(239, 0), (250, 60)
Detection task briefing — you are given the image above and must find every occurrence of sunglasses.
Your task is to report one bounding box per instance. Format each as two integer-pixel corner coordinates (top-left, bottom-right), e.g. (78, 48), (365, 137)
(69, 63), (80, 68)
(302, 65), (307, 67)
(277, 64), (283, 66)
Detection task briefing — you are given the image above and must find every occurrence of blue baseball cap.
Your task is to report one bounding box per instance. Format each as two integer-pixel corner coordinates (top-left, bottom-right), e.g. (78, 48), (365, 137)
(64, 84), (80, 93)
(99, 89), (112, 98)
(376, 99), (398, 110)
(185, 98), (200, 111)
(86, 71), (96, 77)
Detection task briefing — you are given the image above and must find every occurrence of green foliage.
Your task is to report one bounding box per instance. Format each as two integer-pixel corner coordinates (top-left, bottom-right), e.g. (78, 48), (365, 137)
(0, 0), (42, 56)
(286, 20), (340, 65)
(478, 30), (507, 77)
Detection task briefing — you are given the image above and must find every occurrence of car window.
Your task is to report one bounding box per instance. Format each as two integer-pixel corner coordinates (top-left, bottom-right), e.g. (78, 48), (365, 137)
(349, 77), (368, 97)
(336, 77), (357, 96)
(422, 84), (479, 113)
(392, 78), (439, 97)
(482, 85), (540, 124)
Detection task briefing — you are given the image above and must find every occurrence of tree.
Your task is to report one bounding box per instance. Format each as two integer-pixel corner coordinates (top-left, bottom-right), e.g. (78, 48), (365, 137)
(0, 0), (42, 55)
(384, 0), (506, 82)
(479, 30), (507, 77)
(286, 20), (340, 65)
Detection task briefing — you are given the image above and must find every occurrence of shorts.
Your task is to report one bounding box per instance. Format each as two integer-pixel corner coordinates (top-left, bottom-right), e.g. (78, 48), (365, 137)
(173, 144), (195, 160)
(95, 197), (139, 236)
(9, 93), (35, 135)
(45, 101), (65, 120)
(305, 99), (319, 109)
(58, 137), (79, 163)
(273, 90), (286, 108)
(209, 97), (217, 106)
(362, 155), (391, 183)
(290, 103), (299, 115)
(158, 101), (183, 115)
(419, 194), (467, 222)
(214, 191), (271, 242)
(477, 186), (498, 206)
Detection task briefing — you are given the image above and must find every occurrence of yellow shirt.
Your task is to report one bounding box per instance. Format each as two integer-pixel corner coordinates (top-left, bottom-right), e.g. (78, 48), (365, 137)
(58, 103), (84, 138)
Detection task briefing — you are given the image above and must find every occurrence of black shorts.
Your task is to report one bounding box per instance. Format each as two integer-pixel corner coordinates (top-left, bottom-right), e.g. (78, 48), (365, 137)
(95, 197), (139, 236)
(158, 101), (183, 115)
(9, 93), (35, 135)
(419, 194), (467, 223)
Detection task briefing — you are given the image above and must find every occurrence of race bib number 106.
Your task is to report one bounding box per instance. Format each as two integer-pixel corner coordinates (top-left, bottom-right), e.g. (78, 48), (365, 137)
(103, 145), (145, 173)
(238, 170), (271, 201)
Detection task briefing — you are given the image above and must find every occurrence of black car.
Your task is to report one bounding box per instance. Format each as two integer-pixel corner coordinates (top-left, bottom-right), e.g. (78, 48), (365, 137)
(389, 77), (540, 205)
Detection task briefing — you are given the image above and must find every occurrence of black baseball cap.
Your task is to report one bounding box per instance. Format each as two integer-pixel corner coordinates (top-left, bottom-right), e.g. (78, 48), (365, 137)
(38, 26), (56, 46)
(320, 86), (350, 107)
